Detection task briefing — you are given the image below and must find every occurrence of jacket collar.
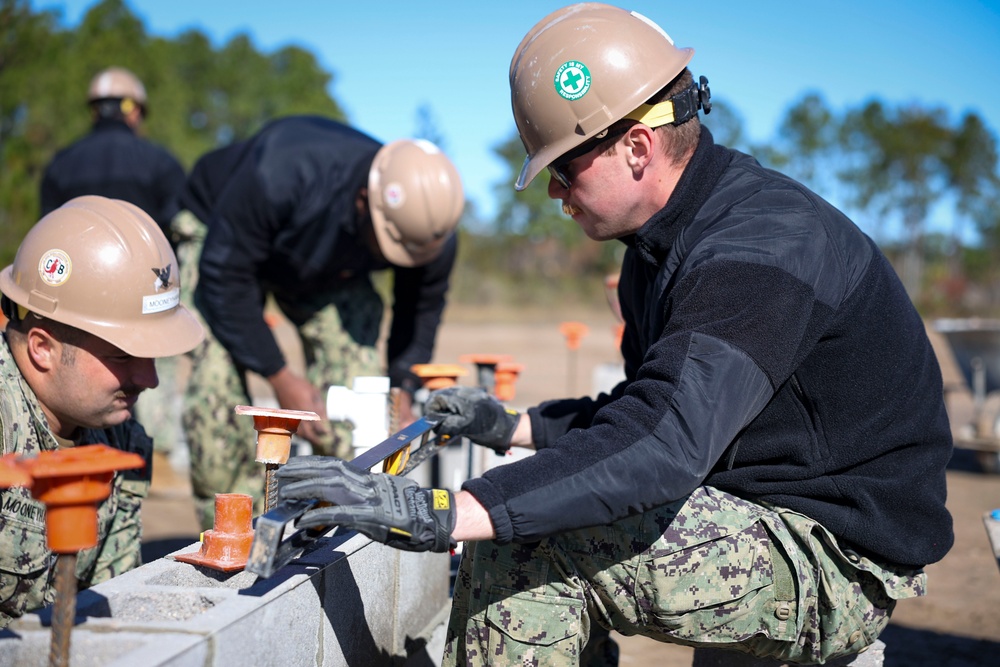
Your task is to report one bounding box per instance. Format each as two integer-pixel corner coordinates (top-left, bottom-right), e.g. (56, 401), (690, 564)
(624, 126), (731, 266)
(92, 117), (135, 134)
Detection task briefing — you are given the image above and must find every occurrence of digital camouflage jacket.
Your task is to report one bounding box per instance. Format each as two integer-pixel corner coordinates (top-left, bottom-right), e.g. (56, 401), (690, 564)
(0, 334), (151, 628)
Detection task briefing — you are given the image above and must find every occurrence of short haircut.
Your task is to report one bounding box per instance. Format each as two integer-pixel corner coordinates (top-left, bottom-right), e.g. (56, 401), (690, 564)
(597, 68), (701, 165)
(3, 296), (84, 364)
(645, 68), (701, 163)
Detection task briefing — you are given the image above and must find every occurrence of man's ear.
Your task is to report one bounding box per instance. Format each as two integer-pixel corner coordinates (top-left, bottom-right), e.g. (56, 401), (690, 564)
(624, 124), (655, 172)
(24, 327), (60, 372)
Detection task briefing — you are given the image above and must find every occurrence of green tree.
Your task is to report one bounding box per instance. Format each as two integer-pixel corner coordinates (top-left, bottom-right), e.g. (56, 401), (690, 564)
(0, 0), (62, 255)
(413, 103), (446, 151)
(942, 113), (1000, 274)
(492, 131), (563, 239)
(0, 0), (345, 268)
(770, 94), (839, 187)
(493, 131), (618, 270)
(839, 101), (998, 300)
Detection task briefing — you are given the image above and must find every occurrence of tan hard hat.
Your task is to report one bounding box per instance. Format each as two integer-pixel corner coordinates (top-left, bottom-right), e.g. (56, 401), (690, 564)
(368, 139), (464, 267)
(87, 67), (147, 106)
(0, 196), (203, 358)
(510, 3), (694, 189)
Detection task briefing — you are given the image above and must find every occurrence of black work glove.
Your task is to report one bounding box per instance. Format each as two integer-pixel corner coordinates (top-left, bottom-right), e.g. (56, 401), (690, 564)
(276, 456), (456, 553)
(425, 386), (519, 454)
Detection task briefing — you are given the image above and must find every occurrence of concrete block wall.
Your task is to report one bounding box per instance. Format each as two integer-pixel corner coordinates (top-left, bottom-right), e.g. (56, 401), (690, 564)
(0, 530), (451, 666)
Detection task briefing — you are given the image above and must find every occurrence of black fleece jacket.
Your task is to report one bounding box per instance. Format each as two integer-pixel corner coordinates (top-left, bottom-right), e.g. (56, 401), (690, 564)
(463, 128), (953, 568)
(40, 118), (185, 235)
(190, 116), (456, 391)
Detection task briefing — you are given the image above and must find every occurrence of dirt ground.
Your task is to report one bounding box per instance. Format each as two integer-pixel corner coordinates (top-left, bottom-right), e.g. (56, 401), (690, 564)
(140, 306), (1000, 666)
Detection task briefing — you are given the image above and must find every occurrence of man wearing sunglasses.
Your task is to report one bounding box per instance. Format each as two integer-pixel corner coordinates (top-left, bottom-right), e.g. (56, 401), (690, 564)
(276, 4), (953, 665)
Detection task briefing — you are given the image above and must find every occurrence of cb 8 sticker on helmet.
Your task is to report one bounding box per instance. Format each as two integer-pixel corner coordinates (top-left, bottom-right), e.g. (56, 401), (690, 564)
(38, 249), (72, 286)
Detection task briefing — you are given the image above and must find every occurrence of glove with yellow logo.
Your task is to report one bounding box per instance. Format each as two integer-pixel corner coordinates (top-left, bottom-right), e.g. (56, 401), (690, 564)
(276, 456), (456, 553)
(425, 386), (519, 454)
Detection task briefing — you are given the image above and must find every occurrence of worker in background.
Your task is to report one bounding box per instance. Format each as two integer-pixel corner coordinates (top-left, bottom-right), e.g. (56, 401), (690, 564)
(39, 67), (188, 463)
(275, 5), (954, 666)
(0, 196), (203, 628)
(39, 66), (185, 235)
(174, 115), (463, 528)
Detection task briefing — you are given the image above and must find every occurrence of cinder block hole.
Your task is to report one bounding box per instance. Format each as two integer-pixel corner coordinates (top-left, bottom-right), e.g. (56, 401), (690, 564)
(88, 592), (221, 622)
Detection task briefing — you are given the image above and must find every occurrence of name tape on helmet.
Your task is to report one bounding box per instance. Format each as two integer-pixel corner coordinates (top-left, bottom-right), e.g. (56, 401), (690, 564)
(143, 264), (179, 313)
(143, 288), (180, 314)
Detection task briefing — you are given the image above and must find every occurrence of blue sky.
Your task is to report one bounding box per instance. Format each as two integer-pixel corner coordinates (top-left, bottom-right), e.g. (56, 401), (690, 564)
(37, 1), (1000, 230)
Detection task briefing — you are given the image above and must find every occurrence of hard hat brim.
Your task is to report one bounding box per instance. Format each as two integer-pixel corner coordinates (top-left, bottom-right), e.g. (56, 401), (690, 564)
(92, 304), (205, 358)
(2, 265), (204, 358)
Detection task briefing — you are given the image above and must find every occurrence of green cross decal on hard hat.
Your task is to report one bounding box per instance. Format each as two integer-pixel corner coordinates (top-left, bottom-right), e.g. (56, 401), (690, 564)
(554, 61), (592, 100)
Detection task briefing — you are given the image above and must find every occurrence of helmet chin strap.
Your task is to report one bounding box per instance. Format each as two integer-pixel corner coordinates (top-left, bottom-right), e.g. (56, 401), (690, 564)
(625, 75), (712, 128)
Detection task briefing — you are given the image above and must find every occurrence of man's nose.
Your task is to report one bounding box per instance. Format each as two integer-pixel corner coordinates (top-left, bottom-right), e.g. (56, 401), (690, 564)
(133, 357), (159, 390)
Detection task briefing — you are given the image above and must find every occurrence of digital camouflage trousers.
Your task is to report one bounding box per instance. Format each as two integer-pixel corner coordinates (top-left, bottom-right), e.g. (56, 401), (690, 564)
(444, 485), (925, 666)
(171, 212), (383, 529)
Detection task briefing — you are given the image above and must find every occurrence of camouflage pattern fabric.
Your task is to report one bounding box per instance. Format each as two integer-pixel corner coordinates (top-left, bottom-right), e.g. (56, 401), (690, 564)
(132, 356), (183, 455)
(274, 286), (382, 456)
(132, 210), (205, 458)
(173, 212), (383, 529)
(444, 485), (924, 666)
(0, 335), (148, 629)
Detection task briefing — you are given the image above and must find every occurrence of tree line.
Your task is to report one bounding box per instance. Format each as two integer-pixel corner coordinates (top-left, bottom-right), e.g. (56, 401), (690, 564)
(4, 0), (1000, 317)
(1, 0), (344, 266)
(482, 92), (1000, 316)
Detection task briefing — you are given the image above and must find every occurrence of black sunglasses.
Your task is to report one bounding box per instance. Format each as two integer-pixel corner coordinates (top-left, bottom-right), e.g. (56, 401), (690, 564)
(547, 123), (633, 189)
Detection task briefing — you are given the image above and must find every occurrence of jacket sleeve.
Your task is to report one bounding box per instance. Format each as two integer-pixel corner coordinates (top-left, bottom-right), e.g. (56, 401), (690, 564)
(77, 475), (146, 588)
(463, 258), (820, 544)
(195, 163), (288, 377)
(386, 233), (457, 393)
(526, 383), (627, 450)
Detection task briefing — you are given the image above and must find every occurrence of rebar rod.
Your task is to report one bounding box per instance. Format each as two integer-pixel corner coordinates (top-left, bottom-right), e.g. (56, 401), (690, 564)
(49, 553), (77, 667)
(264, 462), (280, 512)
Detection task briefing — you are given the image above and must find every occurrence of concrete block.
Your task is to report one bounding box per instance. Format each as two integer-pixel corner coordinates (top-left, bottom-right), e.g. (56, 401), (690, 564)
(0, 629), (206, 667)
(397, 548), (451, 651)
(318, 539), (401, 664)
(0, 526), (449, 666)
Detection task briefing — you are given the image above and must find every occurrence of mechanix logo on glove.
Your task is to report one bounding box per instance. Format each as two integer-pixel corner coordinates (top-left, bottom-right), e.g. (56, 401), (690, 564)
(276, 456), (457, 553)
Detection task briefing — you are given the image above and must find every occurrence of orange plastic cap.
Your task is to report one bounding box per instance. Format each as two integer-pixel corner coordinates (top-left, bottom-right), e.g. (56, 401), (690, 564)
(494, 362), (525, 402)
(174, 493), (254, 572)
(0, 454), (32, 488)
(612, 323), (625, 349)
(234, 405), (321, 464)
(559, 322), (590, 351)
(17, 444), (144, 553)
(411, 363), (467, 390)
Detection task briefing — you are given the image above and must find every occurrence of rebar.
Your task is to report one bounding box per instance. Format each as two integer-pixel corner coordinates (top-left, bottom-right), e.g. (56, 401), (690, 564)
(264, 462), (280, 512)
(49, 553), (77, 667)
